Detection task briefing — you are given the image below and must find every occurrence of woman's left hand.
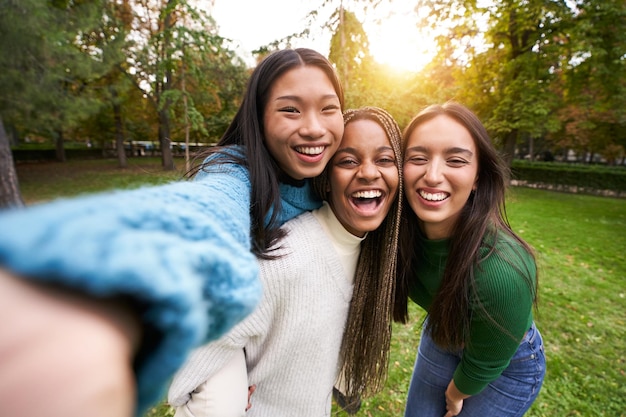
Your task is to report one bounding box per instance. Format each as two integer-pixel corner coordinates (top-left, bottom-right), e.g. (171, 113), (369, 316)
(245, 384), (256, 411)
(444, 380), (469, 417)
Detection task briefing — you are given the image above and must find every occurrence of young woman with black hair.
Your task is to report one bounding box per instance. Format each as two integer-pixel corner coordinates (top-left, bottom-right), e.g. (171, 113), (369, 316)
(0, 48), (344, 417)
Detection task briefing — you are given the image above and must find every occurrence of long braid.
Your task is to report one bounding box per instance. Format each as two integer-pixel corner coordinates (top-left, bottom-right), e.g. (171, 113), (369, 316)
(336, 107), (404, 398)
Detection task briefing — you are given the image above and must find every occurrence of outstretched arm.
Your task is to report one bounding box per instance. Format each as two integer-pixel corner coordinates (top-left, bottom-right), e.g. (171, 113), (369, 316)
(0, 163), (261, 416)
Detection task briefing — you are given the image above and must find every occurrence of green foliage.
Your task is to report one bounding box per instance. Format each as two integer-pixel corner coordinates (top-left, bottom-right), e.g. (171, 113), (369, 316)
(511, 160), (626, 193)
(388, 0), (626, 166)
(0, 0), (111, 142)
(328, 7), (379, 109)
(556, 0), (626, 160)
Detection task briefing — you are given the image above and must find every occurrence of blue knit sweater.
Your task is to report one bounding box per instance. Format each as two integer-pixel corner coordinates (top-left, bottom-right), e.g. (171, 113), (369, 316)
(0, 154), (321, 415)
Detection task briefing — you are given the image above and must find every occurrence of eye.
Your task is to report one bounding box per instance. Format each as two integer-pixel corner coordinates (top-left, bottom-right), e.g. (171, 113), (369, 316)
(378, 155), (397, 165)
(279, 106), (300, 114)
(447, 158), (469, 167)
(405, 155), (427, 165)
(322, 103), (341, 113)
(336, 158), (358, 167)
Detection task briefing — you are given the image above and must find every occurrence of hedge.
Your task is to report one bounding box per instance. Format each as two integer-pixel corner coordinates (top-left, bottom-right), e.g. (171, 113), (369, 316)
(510, 160), (626, 197)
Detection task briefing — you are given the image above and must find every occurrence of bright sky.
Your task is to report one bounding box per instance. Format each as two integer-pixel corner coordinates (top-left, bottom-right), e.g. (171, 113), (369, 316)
(211, 0), (437, 73)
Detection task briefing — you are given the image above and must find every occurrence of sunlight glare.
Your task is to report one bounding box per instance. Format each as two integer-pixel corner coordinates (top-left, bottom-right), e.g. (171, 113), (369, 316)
(365, 7), (437, 73)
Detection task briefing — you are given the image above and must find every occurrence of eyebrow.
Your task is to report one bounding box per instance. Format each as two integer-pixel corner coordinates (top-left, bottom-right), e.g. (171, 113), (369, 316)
(336, 145), (394, 155)
(406, 145), (474, 157)
(274, 94), (339, 102)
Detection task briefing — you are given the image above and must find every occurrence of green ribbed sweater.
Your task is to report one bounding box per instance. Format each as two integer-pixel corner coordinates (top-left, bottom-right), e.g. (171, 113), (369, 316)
(409, 231), (536, 395)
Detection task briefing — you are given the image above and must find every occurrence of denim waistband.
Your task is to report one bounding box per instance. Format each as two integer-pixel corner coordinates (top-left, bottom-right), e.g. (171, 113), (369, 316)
(524, 322), (539, 345)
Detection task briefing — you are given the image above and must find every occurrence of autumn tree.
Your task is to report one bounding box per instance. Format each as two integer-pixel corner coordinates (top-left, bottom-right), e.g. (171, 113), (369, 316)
(415, 0), (570, 163)
(0, 0), (117, 204)
(555, 0), (626, 163)
(116, 0), (246, 170)
(1, 0), (114, 162)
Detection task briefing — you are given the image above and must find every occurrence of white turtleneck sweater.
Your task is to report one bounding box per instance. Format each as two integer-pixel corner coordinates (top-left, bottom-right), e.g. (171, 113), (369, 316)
(168, 202), (364, 417)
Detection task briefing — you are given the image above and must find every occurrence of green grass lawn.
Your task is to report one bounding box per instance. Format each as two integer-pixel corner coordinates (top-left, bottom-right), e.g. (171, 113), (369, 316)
(16, 160), (626, 416)
(15, 157), (185, 205)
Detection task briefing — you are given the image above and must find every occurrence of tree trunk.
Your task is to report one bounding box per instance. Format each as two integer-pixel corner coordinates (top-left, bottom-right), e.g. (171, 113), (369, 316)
(55, 129), (66, 162)
(159, 108), (175, 171)
(181, 43), (191, 173)
(502, 129), (518, 167)
(111, 87), (128, 168)
(0, 116), (24, 208)
(158, 0), (175, 172)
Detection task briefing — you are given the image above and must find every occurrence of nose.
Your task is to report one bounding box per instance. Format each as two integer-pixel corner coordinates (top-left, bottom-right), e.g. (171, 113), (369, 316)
(423, 160), (443, 184)
(358, 160), (381, 181)
(299, 112), (326, 139)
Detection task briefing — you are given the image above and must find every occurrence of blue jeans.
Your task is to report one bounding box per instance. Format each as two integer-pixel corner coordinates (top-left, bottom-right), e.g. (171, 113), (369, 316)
(404, 322), (545, 417)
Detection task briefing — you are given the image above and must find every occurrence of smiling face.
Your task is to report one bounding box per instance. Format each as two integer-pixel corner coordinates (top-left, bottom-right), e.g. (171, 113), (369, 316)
(328, 119), (400, 237)
(403, 114), (479, 240)
(263, 66), (344, 180)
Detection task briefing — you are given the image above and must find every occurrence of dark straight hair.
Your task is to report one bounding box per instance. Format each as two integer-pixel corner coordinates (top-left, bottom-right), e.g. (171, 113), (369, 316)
(191, 48), (344, 258)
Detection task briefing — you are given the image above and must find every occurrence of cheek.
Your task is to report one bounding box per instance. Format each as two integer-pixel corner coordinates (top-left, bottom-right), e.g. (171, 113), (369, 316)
(328, 171), (347, 197)
(328, 122), (344, 151)
(402, 165), (422, 184)
(385, 170), (400, 196)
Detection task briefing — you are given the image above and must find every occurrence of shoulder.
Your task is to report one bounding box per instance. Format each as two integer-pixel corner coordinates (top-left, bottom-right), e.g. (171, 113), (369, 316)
(474, 232), (536, 299)
(480, 231), (534, 271)
(258, 212), (338, 278)
(264, 212), (327, 255)
(194, 145), (249, 183)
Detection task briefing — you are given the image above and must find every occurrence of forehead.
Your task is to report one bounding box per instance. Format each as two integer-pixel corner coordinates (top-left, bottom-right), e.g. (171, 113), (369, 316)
(408, 114), (475, 151)
(341, 118), (389, 147)
(269, 66), (336, 97)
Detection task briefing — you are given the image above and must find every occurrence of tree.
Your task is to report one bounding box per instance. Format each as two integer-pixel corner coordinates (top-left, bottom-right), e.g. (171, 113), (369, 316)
(0, 116), (23, 208)
(416, 0), (572, 164)
(329, 7), (378, 108)
(556, 0), (626, 163)
(0, 0), (119, 164)
(118, 0), (247, 170)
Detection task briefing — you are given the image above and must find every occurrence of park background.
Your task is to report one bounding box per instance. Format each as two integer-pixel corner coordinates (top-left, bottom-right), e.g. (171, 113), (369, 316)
(1, 1), (625, 416)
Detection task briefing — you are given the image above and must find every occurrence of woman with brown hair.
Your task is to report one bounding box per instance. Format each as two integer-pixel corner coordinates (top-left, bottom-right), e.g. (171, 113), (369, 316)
(396, 102), (545, 417)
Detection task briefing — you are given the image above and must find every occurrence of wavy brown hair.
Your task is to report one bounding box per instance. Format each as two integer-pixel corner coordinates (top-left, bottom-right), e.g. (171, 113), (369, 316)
(188, 48), (344, 258)
(395, 102), (537, 349)
(314, 106), (403, 399)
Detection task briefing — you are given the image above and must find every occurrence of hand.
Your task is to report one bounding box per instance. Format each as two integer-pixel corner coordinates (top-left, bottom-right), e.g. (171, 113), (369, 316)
(444, 395), (463, 417)
(444, 380), (469, 417)
(0, 268), (140, 417)
(246, 384), (256, 411)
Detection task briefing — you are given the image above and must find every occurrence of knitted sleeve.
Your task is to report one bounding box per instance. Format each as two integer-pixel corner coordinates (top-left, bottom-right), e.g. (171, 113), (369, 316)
(453, 238), (536, 395)
(0, 162), (261, 416)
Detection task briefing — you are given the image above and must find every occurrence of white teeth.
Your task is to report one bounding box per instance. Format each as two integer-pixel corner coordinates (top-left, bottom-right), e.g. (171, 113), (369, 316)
(419, 190), (448, 201)
(353, 190), (382, 199)
(295, 146), (324, 155)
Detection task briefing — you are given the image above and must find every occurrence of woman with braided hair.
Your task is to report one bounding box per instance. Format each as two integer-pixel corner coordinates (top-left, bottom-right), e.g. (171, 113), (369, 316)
(168, 106), (403, 417)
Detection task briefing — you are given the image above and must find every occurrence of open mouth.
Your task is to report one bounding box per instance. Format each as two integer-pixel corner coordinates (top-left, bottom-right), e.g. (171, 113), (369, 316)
(419, 189), (449, 202)
(350, 190), (384, 211)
